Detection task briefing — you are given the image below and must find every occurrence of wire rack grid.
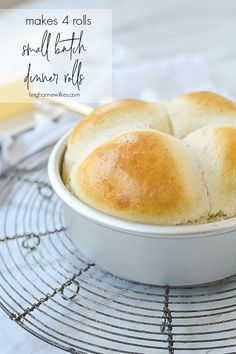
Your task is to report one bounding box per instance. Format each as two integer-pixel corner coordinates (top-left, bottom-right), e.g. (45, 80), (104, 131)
(1, 146), (236, 354)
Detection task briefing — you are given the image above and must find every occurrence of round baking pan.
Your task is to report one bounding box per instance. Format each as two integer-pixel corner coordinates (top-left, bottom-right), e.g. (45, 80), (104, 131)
(48, 132), (236, 286)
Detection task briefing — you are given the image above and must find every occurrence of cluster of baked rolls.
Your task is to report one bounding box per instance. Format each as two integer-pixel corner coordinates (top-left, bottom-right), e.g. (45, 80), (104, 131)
(62, 91), (236, 225)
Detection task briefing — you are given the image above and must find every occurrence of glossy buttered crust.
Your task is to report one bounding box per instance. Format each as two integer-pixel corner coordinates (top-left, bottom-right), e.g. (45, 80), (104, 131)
(62, 92), (236, 225)
(62, 99), (171, 187)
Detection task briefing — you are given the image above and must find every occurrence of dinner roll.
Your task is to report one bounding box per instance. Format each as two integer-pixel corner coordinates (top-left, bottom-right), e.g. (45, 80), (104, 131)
(184, 125), (236, 218)
(62, 98), (171, 187)
(69, 130), (208, 225)
(164, 91), (236, 138)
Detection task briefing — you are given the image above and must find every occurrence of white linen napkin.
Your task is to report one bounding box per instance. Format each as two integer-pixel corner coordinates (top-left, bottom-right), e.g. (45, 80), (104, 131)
(0, 111), (80, 173)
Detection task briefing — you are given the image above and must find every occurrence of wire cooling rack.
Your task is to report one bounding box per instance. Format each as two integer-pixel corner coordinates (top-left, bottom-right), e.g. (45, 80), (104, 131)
(1, 147), (236, 354)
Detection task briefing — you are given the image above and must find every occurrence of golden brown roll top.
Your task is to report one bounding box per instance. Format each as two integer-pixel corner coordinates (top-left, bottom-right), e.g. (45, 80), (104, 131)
(70, 130), (208, 225)
(62, 92), (236, 225)
(165, 91), (236, 138)
(62, 98), (171, 188)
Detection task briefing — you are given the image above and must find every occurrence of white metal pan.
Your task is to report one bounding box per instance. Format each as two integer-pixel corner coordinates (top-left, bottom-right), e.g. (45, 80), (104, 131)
(48, 132), (236, 286)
